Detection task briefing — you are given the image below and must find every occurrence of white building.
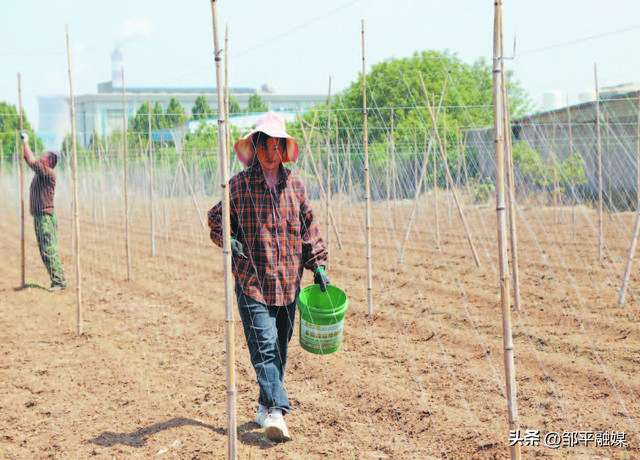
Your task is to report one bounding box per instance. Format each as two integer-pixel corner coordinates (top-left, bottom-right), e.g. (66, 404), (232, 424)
(38, 82), (327, 150)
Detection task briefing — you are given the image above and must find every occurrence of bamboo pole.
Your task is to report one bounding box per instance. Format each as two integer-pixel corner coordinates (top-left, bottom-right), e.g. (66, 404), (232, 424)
(552, 122), (558, 225)
(225, 24), (231, 168)
(567, 103), (575, 238)
(618, 205), (640, 307)
(148, 101), (155, 256)
(414, 125), (418, 194)
(122, 66), (131, 281)
(66, 24), (83, 336)
(502, 52), (521, 312)
(14, 144), (18, 223)
(362, 19), (373, 315)
(210, 3), (237, 458)
(595, 64), (603, 261)
(397, 79), (447, 265)
(456, 123), (462, 189)
(326, 77), (332, 269)
(0, 143), (4, 227)
(493, 5), (520, 459)
(606, 112), (612, 220)
(433, 97), (439, 247)
(296, 111), (343, 249)
(444, 112), (451, 231)
(619, 96), (640, 307)
(391, 108), (397, 233)
(18, 74), (26, 289)
(170, 132), (207, 229)
(420, 73), (481, 268)
(637, 95), (640, 210)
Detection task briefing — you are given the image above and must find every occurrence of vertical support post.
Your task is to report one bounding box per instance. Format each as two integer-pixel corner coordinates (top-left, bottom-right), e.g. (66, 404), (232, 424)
(210, 2), (237, 458)
(326, 77), (332, 269)
(493, 5), (520, 459)
(362, 20), (373, 315)
(595, 64), (603, 261)
(0, 143), (4, 228)
(148, 101), (155, 256)
(391, 108), (397, 232)
(122, 66), (131, 281)
(66, 25), (83, 336)
(17, 74), (26, 289)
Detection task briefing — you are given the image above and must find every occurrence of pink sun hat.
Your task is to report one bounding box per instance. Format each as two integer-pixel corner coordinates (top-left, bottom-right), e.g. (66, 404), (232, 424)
(233, 111), (300, 166)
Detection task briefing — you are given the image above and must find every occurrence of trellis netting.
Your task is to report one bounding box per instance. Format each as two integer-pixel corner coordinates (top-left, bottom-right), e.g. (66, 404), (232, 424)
(1, 39), (639, 460)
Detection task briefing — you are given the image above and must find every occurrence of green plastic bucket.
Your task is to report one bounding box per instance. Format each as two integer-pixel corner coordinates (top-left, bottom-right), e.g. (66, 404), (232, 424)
(297, 284), (348, 355)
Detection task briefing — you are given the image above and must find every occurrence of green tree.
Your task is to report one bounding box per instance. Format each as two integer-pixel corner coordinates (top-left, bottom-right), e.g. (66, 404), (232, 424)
(129, 101), (156, 139)
(166, 98), (187, 127)
(0, 101), (41, 160)
(247, 94), (269, 113)
(228, 95), (241, 116)
(191, 95), (214, 121)
(512, 141), (546, 187)
(154, 102), (168, 130)
(304, 50), (531, 148)
(559, 152), (587, 189)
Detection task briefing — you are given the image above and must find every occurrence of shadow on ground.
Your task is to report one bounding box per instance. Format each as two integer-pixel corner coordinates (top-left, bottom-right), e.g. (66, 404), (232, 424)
(87, 417), (275, 449)
(12, 283), (48, 291)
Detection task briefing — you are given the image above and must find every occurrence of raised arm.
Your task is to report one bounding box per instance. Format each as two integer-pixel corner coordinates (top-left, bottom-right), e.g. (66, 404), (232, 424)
(21, 131), (37, 167)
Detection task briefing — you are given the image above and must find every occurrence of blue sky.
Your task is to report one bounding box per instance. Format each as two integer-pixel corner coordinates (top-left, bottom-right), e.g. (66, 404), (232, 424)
(2, 0), (640, 129)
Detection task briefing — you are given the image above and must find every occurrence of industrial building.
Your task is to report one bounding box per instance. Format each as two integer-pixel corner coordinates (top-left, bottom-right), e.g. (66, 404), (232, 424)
(37, 51), (328, 149)
(466, 84), (640, 209)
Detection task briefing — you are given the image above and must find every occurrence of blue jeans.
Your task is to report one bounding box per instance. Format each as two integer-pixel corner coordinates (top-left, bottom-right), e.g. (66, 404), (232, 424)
(235, 283), (298, 414)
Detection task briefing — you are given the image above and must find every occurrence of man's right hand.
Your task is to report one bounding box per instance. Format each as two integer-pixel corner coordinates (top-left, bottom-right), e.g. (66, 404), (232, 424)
(230, 238), (248, 259)
(20, 130), (28, 143)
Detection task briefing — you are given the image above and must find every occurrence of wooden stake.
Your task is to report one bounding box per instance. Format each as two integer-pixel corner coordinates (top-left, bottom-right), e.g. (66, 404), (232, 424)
(326, 77), (332, 269)
(210, 2), (237, 458)
(433, 96), (439, 246)
(493, 5), (520, 459)
(297, 111), (343, 249)
(122, 66), (131, 281)
(0, 143), (4, 227)
(391, 108), (397, 233)
(148, 101), (155, 256)
(397, 79), (447, 265)
(502, 53), (521, 312)
(225, 24), (231, 168)
(637, 95), (640, 210)
(362, 20), (373, 315)
(552, 122), (558, 225)
(618, 204), (640, 307)
(567, 103), (575, 238)
(420, 73), (481, 268)
(66, 25), (83, 335)
(619, 96), (640, 307)
(444, 111), (451, 232)
(595, 64), (603, 261)
(18, 74), (26, 288)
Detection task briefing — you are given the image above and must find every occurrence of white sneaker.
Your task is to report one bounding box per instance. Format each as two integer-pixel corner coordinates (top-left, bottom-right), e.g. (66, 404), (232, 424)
(263, 411), (291, 442)
(255, 407), (268, 428)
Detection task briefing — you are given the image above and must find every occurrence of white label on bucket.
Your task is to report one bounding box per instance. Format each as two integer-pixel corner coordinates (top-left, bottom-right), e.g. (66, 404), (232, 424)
(300, 318), (344, 349)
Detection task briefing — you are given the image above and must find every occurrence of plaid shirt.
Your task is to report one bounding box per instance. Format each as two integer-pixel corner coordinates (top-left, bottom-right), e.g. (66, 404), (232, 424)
(208, 163), (327, 306)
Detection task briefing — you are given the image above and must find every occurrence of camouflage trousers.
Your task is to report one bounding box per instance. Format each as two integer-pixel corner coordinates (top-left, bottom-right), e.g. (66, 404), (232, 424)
(33, 214), (66, 287)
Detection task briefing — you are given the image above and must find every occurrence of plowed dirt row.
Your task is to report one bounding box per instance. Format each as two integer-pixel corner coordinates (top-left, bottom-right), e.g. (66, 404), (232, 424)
(1, 194), (639, 459)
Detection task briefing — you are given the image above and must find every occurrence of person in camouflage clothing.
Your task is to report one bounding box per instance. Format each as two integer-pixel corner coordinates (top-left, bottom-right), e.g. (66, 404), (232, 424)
(21, 130), (66, 291)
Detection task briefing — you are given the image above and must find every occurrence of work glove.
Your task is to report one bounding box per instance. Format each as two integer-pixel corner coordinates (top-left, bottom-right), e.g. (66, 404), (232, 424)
(313, 266), (330, 292)
(20, 130), (28, 143)
(230, 238), (247, 259)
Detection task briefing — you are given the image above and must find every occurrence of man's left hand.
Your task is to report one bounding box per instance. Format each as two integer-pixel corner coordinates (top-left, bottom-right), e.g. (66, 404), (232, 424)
(313, 266), (330, 292)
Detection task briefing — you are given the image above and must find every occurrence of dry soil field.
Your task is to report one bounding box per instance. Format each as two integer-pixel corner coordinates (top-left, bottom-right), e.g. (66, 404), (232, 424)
(1, 189), (639, 459)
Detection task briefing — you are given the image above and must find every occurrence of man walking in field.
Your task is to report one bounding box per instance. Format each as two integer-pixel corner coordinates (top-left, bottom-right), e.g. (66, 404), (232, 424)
(21, 130), (66, 291)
